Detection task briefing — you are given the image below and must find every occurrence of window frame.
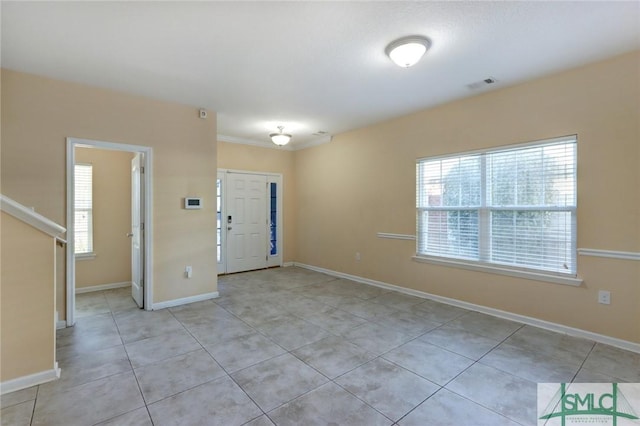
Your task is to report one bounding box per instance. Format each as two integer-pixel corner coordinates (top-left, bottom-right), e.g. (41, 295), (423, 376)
(414, 135), (582, 286)
(74, 162), (95, 258)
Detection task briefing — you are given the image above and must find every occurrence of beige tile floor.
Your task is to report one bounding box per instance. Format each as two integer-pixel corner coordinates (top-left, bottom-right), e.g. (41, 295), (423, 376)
(2, 267), (639, 425)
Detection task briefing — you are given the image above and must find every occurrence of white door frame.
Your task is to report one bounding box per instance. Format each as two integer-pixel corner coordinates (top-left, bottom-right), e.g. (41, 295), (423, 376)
(217, 169), (283, 274)
(216, 171), (226, 274)
(66, 137), (153, 326)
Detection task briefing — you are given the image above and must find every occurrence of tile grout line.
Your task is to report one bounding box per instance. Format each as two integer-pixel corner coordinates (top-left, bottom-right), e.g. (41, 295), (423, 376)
(171, 304), (273, 422)
(28, 384), (40, 426)
(41, 269), (632, 426)
(434, 322), (535, 425)
(569, 340), (598, 383)
(106, 305), (150, 425)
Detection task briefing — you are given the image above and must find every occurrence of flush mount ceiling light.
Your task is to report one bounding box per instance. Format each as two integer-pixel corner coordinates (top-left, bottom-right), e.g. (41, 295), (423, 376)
(385, 35), (431, 68)
(270, 126), (292, 146)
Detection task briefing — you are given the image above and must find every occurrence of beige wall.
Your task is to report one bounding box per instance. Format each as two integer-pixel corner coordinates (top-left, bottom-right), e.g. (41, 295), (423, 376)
(1, 213), (56, 382)
(217, 141), (296, 263)
(295, 51), (640, 343)
(75, 148), (133, 289)
(1, 69), (218, 316)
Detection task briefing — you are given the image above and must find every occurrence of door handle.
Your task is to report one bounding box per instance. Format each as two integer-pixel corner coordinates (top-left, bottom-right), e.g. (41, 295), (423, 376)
(126, 233), (134, 237)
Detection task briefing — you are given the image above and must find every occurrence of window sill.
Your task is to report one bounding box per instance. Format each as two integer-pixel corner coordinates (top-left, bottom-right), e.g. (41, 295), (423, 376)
(75, 252), (96, 261)
(412, 255), (583, 287)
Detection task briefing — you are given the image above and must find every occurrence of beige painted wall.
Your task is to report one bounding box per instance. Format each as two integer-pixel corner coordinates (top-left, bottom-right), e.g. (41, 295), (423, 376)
(75, 148), (133, 289)
(1, 69), (218, 317)
(1, 213), (56, 382)
(217, 141), (296, 263)
(295, 51), (640, 343)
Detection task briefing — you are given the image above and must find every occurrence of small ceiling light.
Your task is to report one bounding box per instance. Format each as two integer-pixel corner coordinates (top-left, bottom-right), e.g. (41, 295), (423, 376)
(270, 126), (292, 146)
(385, 35), (431, 68)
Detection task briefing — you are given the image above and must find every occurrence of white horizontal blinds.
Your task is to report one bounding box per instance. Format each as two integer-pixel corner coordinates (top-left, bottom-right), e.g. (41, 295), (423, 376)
(487, 139), (576, 274)
(74, 163), (93, 254)
(417, 155), (481, 260)
(417, 136), (577, 276)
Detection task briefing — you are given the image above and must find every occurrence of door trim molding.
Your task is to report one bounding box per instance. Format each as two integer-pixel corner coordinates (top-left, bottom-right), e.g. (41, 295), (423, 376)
(66, 137), (154, 326)
(216, 171), (226, 274)
(220, 168), (282, 178)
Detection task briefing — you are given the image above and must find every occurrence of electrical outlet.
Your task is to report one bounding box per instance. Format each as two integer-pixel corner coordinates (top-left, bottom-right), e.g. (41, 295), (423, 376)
(185, 265), (193, 279)
(598, 290), (610, 305)
(355, 252), (361, 261)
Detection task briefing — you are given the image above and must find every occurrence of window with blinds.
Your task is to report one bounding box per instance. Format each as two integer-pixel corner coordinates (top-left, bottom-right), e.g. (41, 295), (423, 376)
(416, 136), (577, 276)
(74, 163), (93, 255)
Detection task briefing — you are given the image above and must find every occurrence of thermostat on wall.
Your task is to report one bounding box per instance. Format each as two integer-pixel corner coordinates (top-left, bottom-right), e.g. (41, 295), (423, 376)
(184, 198), (203, 209)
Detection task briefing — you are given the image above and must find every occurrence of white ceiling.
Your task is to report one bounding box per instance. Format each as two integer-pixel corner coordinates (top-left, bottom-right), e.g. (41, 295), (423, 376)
(2, 1), (639, 149)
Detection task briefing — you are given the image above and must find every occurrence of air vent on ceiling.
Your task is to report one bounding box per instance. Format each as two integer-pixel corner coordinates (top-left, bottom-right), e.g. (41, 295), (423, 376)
(467, 77), (498, 90)
(312, 130), (329, 136)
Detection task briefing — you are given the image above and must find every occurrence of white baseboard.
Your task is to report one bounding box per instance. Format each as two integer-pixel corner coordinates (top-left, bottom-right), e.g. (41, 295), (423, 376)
(283, 262), (295, 267)
(1, 363), (60, 395)
(75, 281), (131, 294)
(55, 311), (66, 329)
(152, 292), (219, 310)
(294, 262), (640, 354)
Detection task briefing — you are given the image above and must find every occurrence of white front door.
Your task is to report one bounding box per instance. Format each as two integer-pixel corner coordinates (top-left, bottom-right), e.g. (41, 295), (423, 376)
(131, 153), (144, 307)
(226, 173), (268, 273)
(216, 172), (226, 274)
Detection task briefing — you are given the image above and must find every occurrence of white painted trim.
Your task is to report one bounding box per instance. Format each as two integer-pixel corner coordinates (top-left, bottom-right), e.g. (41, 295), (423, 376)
(283, 262), (295, 267)
(218, 134), (285, 150)
(75, 252), (96, 261)
(0, 363), (61, 395)
(216, 171), (226, 274)
(152, 292), (219, 310)
(292, 135), (332, 151)
(75, 281), (131, 294)
(578, 248), (640, 261)
(219, 168), (283, 178)
(218, 134), (332, 152)
(412, 255), (583, 287)
(55, 311), (66, 329)
(66, 137), (154, 327)
(293, 262), (640, 354)
(66, 141), (75, 326)
(0, 195), (66, 237)
(377, 232), (416, 241)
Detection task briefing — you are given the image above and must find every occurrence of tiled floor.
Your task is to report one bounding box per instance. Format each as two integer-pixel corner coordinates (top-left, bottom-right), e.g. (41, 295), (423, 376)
(2, 267), (639, 425)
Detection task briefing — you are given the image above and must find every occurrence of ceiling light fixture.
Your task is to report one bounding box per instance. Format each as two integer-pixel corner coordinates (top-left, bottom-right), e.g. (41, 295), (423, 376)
(270, 126), (292, 146)
(385, 35), (431, 68)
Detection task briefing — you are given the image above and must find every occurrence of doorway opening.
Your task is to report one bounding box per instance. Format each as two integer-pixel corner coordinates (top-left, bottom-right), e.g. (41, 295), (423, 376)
(217, 170), (283, 274)
(65, 138), (153, 327)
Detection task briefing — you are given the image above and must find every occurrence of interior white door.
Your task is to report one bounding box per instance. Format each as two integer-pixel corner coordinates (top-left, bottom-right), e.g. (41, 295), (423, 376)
(226, 173), (268, 273)
(131, 153), (144, 307)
